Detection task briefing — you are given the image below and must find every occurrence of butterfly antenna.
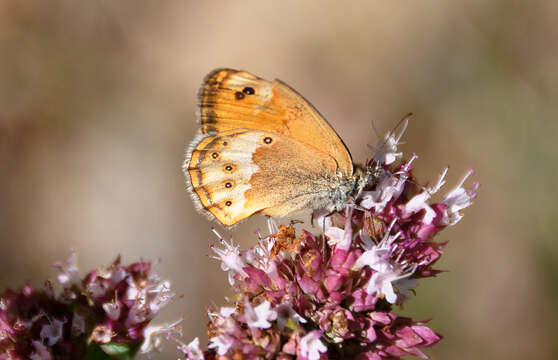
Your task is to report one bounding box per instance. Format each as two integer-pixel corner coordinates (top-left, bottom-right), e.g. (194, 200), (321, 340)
(370, 118), (382, 142)
(394, 113), (411, 143)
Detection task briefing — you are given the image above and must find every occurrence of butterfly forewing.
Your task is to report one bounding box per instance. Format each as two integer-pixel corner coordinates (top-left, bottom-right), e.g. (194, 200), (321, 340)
(198, 69), (353, 176)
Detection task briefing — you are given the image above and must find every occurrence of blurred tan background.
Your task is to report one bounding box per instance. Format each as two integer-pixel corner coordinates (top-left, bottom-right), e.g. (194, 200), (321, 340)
(1, 1), (557, 359)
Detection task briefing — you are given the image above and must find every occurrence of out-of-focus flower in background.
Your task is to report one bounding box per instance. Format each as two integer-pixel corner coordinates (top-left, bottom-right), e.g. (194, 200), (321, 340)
(0, 251), (180, 359)
(181, 123), (477, 359)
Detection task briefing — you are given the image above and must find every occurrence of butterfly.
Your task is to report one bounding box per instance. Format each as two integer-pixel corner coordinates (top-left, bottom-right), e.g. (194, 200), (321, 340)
(184, 69), (380, 226)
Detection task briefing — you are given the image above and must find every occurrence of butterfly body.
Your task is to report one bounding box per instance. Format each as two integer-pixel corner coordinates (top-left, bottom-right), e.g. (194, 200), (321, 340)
(185, 69), (377, 226)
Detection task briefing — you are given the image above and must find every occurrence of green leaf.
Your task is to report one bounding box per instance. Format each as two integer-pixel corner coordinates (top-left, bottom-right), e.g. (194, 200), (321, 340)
(85, 342), (141, 360)
(84, 343), (113, 360)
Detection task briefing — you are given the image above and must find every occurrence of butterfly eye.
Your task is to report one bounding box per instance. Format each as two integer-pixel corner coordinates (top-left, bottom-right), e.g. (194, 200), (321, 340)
(234, 91), (245, 100)
(264, 137), (273, 144)
(211, 152), (219, 159)
(242, 87), (255, 95)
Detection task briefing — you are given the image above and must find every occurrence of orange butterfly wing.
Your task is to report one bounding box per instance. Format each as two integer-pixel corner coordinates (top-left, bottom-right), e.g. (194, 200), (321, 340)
(185, 69), (354, 226)
(198, 69), (353, 176)
(187, 130), (341, 225)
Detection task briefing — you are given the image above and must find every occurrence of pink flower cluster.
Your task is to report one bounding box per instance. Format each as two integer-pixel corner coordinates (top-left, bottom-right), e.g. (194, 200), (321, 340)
(182, 121), (478, 360)
(0, 252), (178, 359)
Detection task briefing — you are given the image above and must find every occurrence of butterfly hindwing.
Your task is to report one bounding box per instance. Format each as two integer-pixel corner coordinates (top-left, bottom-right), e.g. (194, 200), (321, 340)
(186, 130), (341, 226)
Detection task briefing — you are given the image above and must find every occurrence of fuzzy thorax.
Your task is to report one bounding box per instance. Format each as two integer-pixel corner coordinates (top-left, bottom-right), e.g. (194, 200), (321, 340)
(328, 163), (381, 212)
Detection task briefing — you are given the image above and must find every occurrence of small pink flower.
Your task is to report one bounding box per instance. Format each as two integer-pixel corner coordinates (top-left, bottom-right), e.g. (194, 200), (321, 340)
(325, 226), (346, 246)
(102, 298), (121, 321)
(360, 172), (406, 212)
(29, 340), (51, 360)
(370, 116), (409, 165)
(140, 319), (183, 353)
(208, 333), (235, 355)
(211, 236), (249, 284)
(244, 300), (277, 329)
(90, 325), (113, 344)
(352, 219), (399, 272)
(441, 168), (478, 225)
(39, 318), (65, 346)
(298, 331), (327, 360)
(181, 337), (204, 360)
(53, 249), (80, 286)
(403, 167), (448, 224)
